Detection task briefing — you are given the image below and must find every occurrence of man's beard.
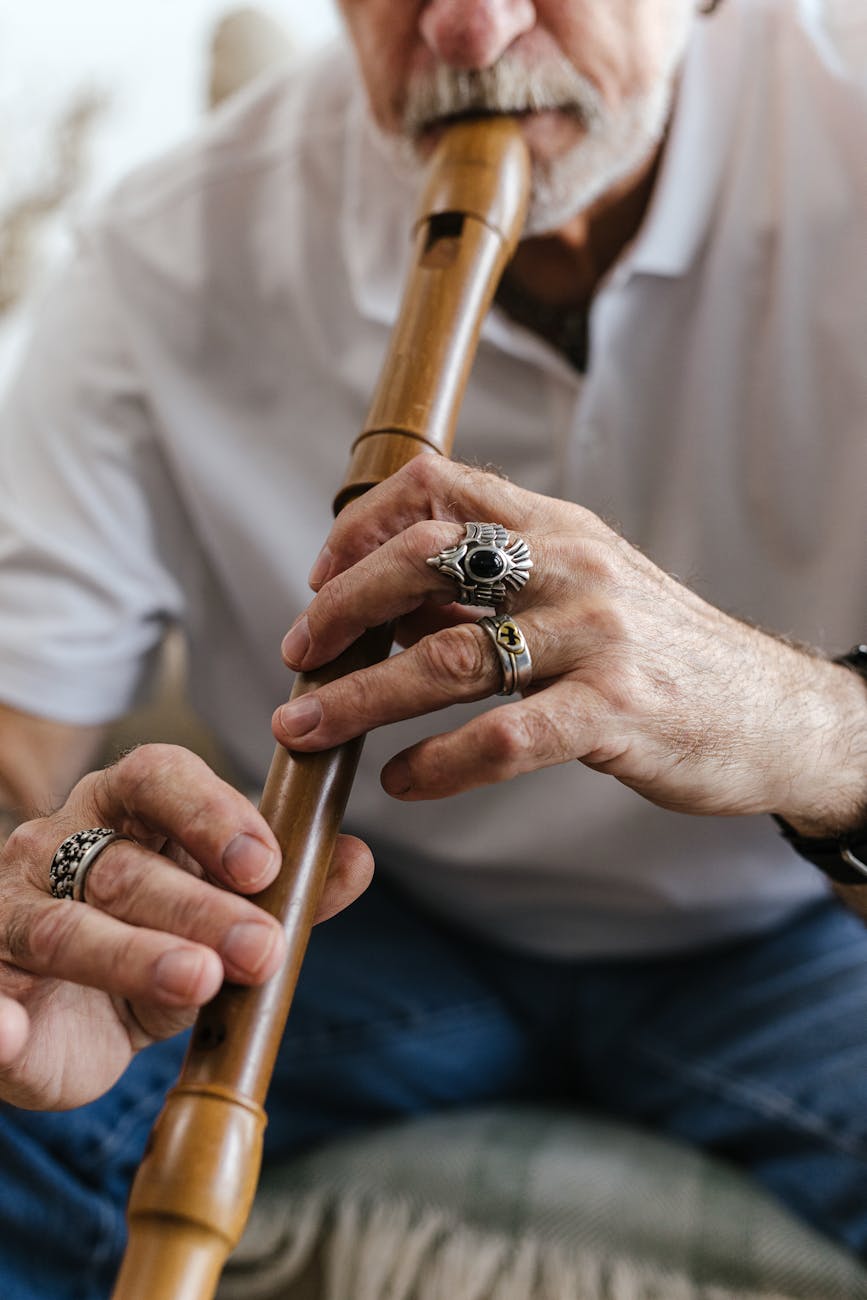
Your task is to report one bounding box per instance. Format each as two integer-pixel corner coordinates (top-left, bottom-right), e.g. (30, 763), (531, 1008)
(388, 40), (688, 237)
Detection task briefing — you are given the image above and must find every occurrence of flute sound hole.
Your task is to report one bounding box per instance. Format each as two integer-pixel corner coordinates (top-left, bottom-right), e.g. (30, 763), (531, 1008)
(422, 212), (465, 269)
(194, 1021), (227, 1050)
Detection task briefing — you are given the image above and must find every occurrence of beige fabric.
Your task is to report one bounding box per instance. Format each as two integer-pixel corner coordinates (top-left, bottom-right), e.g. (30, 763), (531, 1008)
(208, 8), (295, 108)
(217, 1108), (867, 1300)
(102, 630), (234, 779)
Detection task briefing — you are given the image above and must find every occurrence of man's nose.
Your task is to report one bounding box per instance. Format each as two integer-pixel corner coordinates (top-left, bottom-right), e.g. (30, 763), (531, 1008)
(419, 0), (536, 70)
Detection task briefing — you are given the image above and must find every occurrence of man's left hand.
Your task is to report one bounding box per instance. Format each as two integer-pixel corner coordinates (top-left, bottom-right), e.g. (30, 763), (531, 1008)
(273, 459), (867, 835)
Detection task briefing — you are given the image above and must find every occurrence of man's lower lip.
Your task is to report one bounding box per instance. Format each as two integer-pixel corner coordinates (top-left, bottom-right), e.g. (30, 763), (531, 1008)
(416, 109), (579, 153)
(418, 108), (574, 135)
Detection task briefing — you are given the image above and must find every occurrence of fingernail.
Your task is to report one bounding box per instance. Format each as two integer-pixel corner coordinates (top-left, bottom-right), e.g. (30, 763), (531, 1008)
(278, 695), (322, 739)
(281, 615), (310, 667)
(222, 921), (277, 978)
(382, 758), (412, 797)
(155, 949), (207, 1000)
(223, 833), (277, 889)
(308, 545), (332, 589)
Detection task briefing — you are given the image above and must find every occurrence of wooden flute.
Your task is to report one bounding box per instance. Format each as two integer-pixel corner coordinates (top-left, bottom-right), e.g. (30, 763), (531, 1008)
(110, 115), (531, 1300)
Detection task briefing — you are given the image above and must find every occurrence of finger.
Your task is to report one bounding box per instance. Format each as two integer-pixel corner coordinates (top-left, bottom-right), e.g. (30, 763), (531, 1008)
(274, 623), (499, 750)
(0, 994), (28, 1067)
(82, 839), (286, 984)
(314, 834), (375, 925)
(68, 746), (281, 894)
(284, 520), (471, 672)
(309, 458), (547, 588)
(3, 892), (226, 1010)
(274, 614), (575, 751)
(286, 519), (556, 675)
(377, 679), (609, 800)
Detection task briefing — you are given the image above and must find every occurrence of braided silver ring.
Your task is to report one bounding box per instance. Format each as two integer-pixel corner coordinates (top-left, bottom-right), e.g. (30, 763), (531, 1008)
(427, 522), (533, 607)
(49, 828), (130, 902)
(478, 614), (534, 696)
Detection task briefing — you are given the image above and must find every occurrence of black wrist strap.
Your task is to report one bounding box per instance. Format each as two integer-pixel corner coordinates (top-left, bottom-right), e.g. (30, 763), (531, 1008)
(773, 645), (867, 886)
(772, 816), (867, 885)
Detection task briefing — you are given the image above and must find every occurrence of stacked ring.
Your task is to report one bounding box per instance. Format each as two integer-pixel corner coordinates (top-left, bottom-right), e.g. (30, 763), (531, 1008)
(48, 828), (130, 903)
(478, 614), (533, 696)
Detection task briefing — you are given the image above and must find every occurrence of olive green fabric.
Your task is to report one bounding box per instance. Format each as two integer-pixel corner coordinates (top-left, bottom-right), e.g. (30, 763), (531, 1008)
(218, 1107), (867, 1299)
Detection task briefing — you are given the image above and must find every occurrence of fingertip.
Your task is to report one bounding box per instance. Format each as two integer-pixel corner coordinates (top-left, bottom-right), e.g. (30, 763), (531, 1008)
(281, 615), (310, 669)
(221, 919), (286, 984)
(308, 545), (332, 590)
(273, 696), (323, 746)
(153, 946), (223, 1006)
(222, 832), (281, 891)
(258, 923), (288, 981)
(381, 757), (413, 798)
(314, 835), (375, 924)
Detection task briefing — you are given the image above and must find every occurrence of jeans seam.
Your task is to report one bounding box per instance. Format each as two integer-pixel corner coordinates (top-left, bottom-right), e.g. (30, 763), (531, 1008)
(634, 1037), (867, 1163)
(85, 1078), (177, 1169)
(81, 1190), (125, 1297)
(282, 996), (510, 1056)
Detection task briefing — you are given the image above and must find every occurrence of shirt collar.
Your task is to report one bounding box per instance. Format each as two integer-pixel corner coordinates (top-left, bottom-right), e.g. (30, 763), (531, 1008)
(620, 0), (747, 282)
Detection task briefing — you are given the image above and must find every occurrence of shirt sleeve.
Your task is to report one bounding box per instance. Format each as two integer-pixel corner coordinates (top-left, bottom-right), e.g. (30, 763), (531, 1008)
(0, 225), (192, 724)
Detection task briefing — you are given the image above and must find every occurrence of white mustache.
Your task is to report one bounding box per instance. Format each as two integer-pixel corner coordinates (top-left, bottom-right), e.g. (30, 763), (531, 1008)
(402, 51), (605, 137)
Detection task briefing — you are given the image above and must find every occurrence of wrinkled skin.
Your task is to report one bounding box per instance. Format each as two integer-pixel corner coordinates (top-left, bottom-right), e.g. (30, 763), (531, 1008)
(0, 745), (372, 1108)
(274, 459), (867, 834)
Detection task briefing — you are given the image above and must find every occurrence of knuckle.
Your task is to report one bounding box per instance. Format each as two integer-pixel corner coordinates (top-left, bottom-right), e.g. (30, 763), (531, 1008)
(311, 574), (343, 624)
(570, 502), (606, 534)
(308, 575), (366, 645)
(604, 665), (641, 717)
(581, 599), (628, 647)
(410, 519), (449, 554)
(183, 792), (240, 848)
(21, 901), (79, 966)
(3, 901), (36, 963)
(575, 537), (619, 585)
(406, 520), (462, 578)
(3, 816), (48, 865)
(530, 708), (573, 764)
(413, 741), (451, 791)
(162, 888), (221, 943)
(334, 666), (381, 722)
(480, 710), (532, 771)
(118, 743), (194, 789)
(421, 627), (488, 690)
(395, 521), (426, 564)
(485, 708), (559, 773)
(402, 455), (441, 494)
(95, 745), (159, 819)
(111, 744), (155, 795)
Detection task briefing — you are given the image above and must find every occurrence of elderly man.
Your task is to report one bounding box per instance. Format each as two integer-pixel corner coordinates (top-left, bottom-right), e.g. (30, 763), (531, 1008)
(0, 0), (865, 1294)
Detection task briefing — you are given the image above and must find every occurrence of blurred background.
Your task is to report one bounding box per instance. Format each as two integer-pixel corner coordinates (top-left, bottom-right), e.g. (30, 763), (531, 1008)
(0, 1), (340, 386)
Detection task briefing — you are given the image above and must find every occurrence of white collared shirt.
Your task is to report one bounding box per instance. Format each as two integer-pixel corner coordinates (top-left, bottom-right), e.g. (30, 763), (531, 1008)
(1, 0), (865, 956)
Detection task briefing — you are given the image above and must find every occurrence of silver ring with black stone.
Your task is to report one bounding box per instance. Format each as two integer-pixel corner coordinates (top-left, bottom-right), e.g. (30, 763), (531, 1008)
(48, 828), (131, 903)
(478, 614), (534, 696)
(426, 522), (533, 607)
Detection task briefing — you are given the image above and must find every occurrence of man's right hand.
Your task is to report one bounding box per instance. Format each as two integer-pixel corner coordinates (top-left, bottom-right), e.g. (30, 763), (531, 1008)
(0, 743), (373, 1111)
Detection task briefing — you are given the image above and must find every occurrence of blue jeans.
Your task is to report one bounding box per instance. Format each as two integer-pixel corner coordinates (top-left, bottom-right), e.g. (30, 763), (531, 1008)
(2, 879), (867, 1297)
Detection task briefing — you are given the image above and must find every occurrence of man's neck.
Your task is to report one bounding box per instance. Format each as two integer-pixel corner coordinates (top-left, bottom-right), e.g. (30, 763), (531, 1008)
(496, 140), (664, 368)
